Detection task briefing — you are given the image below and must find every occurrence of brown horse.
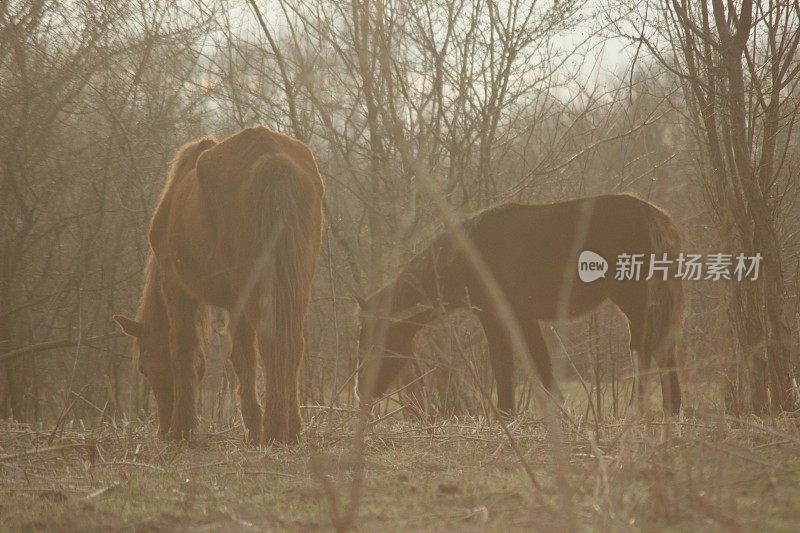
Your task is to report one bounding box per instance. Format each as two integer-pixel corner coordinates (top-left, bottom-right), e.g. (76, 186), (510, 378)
(356, 194), (684, 415)
(114, 126), (323, 444)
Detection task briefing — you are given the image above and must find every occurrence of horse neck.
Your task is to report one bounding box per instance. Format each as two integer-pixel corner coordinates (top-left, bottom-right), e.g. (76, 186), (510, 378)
(372, 273), (430, 340)
(137, 255), (166, 326)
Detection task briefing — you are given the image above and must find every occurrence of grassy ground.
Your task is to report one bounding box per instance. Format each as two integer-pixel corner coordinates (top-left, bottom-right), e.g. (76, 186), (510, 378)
(3, 400), (800, 533)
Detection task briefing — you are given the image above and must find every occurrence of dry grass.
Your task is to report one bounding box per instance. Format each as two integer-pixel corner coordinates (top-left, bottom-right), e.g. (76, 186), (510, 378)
(2, 398), (800, 532)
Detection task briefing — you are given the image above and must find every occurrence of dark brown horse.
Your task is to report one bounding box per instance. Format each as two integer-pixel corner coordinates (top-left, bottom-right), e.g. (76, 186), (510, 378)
(356, 194), (684, 415)
(114, 126), (323, 444)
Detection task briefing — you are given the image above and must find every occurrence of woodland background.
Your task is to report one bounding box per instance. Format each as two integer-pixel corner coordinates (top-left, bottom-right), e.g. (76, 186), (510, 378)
(2, 0), (799, 427)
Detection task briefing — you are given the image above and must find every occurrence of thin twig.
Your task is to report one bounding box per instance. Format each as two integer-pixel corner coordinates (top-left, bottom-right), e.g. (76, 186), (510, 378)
(0, 443), (96, 463)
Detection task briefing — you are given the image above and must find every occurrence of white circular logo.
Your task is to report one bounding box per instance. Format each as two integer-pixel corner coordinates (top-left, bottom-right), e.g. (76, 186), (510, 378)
(578, 250), (608, 283)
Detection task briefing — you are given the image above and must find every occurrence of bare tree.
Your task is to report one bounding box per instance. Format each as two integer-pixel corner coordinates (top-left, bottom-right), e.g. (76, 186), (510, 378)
(0, 0), (215, 420)
(614, 0), (800, 412)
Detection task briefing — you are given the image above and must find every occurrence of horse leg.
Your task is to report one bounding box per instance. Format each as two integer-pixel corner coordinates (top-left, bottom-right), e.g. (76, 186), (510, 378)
(655, 339), (682, 415)
(138, 338), (175, 437)
(250, 310), (304, 445)
(480, 313), (564, 415)
(480, 317), (516, 416)
(641, 298), (683, 415)
(148, 369), (174, 438)
(628, 317), (649, 412)
(163, 286), (201, 440)
(612, 287), (650, 412)
(524, 322), (564, 405)
(480, 312), (565, 415)
(229, 320), (263, 444)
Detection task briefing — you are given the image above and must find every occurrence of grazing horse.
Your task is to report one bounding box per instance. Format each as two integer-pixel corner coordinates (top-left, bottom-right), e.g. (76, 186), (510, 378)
(356, 194), (684, 415)
(114, 126), (323, 444)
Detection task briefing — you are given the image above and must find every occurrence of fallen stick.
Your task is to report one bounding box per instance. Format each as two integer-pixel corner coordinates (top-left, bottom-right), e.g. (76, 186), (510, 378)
(0, 443), (96, 463)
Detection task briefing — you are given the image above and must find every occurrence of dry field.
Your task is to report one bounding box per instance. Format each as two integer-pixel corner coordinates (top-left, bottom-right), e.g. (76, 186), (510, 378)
(2, 396), (800, 532)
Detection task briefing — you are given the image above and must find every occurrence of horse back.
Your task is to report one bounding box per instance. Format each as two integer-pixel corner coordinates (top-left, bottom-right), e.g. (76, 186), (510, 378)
(448, 194), (679, 319)
(148, 126), (323, 307)
(192, 126), (323, 265)
(195, 126), (323, 202)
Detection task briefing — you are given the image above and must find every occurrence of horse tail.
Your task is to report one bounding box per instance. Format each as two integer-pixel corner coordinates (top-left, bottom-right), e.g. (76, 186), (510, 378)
(249, 153), (319, 442)
(644, 206), (685, 413)
(253, 152), (315, 341)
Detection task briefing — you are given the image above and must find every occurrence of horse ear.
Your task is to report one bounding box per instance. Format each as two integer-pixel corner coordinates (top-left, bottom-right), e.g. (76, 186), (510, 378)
(113, 315), (143, 338)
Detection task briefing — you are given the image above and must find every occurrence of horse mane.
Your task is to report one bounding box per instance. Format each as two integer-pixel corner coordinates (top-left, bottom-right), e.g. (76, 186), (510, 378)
(136, 137), (219, 329)
(167, 137), (218, 187)
(136, 253), (165, 328)
(148, 137), (218, 256)
(364, 201), (524, 308)
(158, 136), (218, 208)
